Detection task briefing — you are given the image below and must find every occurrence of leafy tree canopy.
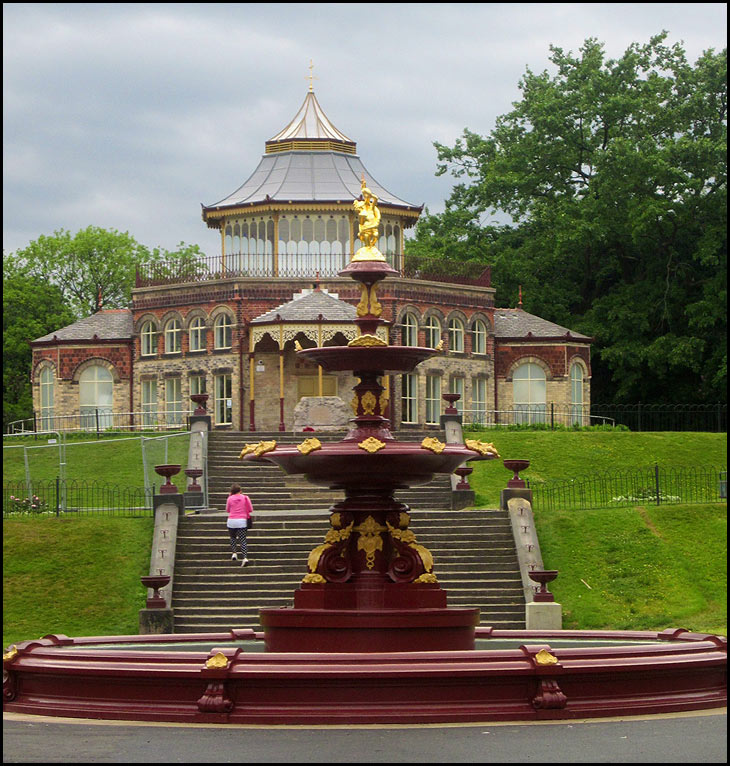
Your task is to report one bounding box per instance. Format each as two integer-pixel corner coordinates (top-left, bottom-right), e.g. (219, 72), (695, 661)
(9, 226), (204, 319)
(408, 33), (726, 403)
(3, 260), (76, 428)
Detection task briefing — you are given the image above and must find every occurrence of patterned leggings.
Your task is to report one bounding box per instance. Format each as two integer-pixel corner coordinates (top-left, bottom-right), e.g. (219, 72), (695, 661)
(228, 527), (248, 557)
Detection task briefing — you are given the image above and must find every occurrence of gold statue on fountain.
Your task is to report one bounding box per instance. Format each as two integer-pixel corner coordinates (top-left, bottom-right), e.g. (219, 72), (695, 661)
(352, 175), (386, 262)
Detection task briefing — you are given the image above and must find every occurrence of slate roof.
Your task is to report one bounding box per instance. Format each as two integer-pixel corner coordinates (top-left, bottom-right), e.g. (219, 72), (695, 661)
(32, 309), (133, 344)
(493, 309), (591, 341)
(203, 90), (419, 213)
(267, 91), (354, 144)
(205, 151), (418, 211)
(250, 289), (357, 324)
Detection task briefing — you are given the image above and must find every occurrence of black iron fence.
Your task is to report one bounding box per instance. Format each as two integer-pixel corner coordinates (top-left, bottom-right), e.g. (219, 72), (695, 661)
(3, 479), (153, 518)
(531, 465), (727, 512)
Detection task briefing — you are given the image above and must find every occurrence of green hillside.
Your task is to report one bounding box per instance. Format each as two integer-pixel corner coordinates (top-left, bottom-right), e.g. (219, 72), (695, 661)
(3, 431), (727, 647)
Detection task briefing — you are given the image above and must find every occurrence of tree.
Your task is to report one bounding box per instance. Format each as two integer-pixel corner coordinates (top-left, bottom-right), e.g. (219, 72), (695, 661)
(3, 261), (76, 429)
(410, 34), (727, 403)
(11, 226), (204, 319)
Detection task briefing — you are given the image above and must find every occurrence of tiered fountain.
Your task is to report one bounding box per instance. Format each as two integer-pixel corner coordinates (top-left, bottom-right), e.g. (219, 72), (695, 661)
(2, 181), (725, 725)
(241, 252), (499, 652)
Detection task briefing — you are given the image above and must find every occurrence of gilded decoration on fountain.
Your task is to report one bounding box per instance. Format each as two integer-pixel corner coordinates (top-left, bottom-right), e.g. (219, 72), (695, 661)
(294, 340), (303, 351)
(535, 649), (559, 666)
(238, 443), (257, 459)
(356, 515), (386, 569)
(347, 334), (388, 347)
(306, 519), (354, 574)
(360, 391), (377, 415)
(465, 439), (500, 457)
(253, 440), (277, 457)
(421, 437), (446, 454)
(3, 645), (18, 663)
(358, 436), (386, 453)
(356, 283), (383, 317)
(387, 521), (435, 574)
(435, 339), (444, 351)
(414, 573), (438, 584)
(205, 652), (229, 669)
(297, 437), (322, 455)
(302, 573), (327, 584)
(351, 176), (386, 262)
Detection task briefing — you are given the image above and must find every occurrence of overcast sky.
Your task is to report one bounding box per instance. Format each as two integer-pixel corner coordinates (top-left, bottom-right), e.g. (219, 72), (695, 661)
(3, 3), (727, 257)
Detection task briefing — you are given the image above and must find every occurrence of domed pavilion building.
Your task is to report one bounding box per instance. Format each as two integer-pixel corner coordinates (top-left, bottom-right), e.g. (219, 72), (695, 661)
(30, 88), (592, 433)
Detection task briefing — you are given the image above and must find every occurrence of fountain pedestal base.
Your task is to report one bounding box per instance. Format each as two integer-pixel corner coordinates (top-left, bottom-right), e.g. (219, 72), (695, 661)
(260, 604), (479, 653)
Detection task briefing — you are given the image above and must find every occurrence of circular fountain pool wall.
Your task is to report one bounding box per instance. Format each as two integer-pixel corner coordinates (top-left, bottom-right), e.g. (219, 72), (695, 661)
(3, 627), (726, 724)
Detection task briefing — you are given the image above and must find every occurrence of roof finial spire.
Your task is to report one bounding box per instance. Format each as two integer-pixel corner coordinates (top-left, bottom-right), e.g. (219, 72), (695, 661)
(518, 285), (523, 308)
(307, 59), (318, 92)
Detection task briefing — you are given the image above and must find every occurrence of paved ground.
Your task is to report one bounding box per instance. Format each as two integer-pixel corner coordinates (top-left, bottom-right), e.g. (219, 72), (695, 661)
(3, 709), (726, 763)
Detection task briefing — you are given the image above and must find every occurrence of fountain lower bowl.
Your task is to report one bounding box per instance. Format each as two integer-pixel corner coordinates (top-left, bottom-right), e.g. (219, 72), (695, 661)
(4, 627), (725, 724)
(247, 442), (494, 489)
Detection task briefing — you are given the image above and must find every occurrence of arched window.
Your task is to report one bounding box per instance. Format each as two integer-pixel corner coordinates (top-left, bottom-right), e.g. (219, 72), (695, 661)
(448, 318), (465, 352)
(424, 316), (441, 349)
(402, 314), (418, 346)
(165, 319), (181, 354)
(571, 363), (585, 425)
(214, 314), (233, 349)
(512, 363), (546, 424)
(189, 317), (206, 352)
(39, 367), (55, 430)
(79, 365), (113, 429)
(141, 321), (157, 356)
(472, 320), (487, 355)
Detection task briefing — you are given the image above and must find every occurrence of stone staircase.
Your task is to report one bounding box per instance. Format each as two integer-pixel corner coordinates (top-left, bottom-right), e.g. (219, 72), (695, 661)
(171, 509), (526, 632)
(205, 430), (454, 513)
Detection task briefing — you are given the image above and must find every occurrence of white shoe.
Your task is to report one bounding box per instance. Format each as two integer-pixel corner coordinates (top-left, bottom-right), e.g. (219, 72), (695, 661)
(231, 553), (238, 561)
(241, 558), (249, 567)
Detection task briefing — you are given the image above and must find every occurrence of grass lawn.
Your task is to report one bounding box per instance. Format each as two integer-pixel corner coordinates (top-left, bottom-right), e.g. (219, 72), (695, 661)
(3, 431), (190, 491)
(3, 515), (153, 648)
(534, 502), (727, 636)
(466, 430), (727, 508)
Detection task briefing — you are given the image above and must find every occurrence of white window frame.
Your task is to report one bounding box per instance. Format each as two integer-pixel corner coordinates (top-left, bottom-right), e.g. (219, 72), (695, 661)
(141, 379), (158, 427)
(189, 317), (206, 352)
(80, 365), (114, 429)
(473, 320), (487, 355)
(401, 373), (418, 424)
(214, 314), (233, 350)
(141, 321), (157, 356)
(448, 318), (464, 352)
(425, 375), (441, 425)
(39, 367), (55, 430)
(402, 313), (418, 346)
(165, 377), (183, 427)
(424, 317), (441, 349)
(513, 363), (547, 424)
(165, 319), (181, 354)
(571, 363), (585, 425)
(214, 373), (233, 425)
(472, 377), (487, 425)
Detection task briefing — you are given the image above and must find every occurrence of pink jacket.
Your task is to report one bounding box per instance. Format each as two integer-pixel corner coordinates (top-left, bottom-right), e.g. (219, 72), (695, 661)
(226, 493), (253, 519)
